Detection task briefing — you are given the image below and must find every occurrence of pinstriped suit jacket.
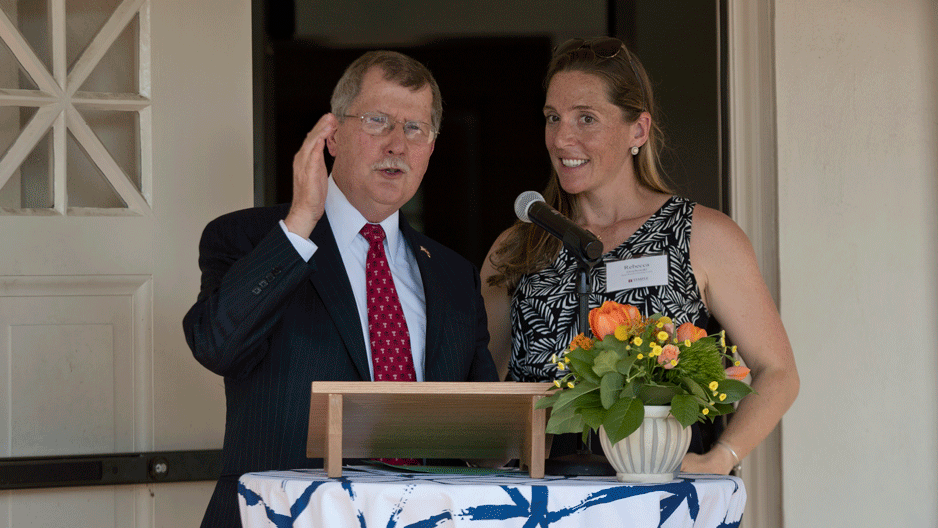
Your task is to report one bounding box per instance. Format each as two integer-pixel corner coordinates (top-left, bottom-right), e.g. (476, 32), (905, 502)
(183, 204), (498, 523)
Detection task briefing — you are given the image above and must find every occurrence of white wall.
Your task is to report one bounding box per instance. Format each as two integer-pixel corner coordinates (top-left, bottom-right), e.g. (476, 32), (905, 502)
(775, 1), (938, 526)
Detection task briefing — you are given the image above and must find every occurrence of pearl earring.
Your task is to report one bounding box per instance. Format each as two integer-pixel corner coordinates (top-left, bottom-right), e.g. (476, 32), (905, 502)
(630, 146), (640, 156)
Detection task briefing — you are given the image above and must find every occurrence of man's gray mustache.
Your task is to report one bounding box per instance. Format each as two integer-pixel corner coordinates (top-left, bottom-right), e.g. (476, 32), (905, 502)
(371, 158), (410, 172)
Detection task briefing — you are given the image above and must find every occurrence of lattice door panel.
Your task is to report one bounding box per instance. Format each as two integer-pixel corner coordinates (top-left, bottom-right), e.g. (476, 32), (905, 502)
(0, 0), (150, 215)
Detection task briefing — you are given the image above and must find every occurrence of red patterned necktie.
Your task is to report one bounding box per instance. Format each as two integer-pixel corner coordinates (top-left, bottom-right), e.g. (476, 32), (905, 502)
(361, 223), (419, 465)
(361, 223), (417, 381)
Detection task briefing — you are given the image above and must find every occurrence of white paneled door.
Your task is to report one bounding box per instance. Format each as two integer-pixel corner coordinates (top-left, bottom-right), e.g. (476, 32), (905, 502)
(0, 0), (253, 526)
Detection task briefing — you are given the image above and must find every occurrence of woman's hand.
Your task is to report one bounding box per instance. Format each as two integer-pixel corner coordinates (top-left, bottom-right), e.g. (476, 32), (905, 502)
(680, 446), (736, 475)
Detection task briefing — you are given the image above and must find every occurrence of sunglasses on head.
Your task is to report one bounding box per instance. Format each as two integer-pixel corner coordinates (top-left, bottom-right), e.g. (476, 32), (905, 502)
(554, 37), (646, 112)
(555, 37), (624, 59)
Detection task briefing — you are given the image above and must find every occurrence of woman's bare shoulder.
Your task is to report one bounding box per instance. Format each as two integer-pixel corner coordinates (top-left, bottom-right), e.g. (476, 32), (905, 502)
(688, 202), (762, 299)
(690, 203), (751, 249)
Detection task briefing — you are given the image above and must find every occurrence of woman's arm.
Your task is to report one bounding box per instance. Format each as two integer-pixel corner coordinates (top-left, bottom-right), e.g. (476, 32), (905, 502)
(480, 229), (515, 381)
(682, 205), (800, 474)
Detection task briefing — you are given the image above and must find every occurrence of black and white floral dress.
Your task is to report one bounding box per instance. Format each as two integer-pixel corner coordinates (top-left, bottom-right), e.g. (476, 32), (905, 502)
(508, 196), (710, 382)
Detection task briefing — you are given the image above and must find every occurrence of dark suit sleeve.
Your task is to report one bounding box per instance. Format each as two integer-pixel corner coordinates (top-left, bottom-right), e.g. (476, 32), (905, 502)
(182, 209), (312, 379)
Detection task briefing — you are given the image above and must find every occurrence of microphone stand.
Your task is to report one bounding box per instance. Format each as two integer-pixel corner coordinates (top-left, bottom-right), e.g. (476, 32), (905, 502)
(543, 257), (616, 476)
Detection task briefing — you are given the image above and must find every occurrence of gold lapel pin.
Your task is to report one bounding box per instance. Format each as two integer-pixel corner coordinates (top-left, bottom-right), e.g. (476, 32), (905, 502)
(420, 246), (431, 258)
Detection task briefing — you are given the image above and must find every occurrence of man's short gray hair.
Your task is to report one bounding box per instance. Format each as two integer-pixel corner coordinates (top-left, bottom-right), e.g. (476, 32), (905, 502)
(331, 50), (442, 132)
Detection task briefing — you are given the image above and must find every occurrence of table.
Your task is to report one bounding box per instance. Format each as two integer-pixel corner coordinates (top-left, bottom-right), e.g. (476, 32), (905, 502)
(238, 466), (746, 527)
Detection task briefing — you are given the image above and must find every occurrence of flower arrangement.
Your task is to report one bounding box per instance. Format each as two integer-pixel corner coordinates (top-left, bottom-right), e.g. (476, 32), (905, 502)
(535, 301), (755, 445)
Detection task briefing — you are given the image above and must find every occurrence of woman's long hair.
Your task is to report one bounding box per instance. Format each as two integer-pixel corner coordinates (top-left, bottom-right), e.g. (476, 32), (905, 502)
(488, 37), (672, 292)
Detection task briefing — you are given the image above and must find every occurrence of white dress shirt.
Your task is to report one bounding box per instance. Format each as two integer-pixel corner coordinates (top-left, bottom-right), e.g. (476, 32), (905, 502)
(279, 177), (427, 381)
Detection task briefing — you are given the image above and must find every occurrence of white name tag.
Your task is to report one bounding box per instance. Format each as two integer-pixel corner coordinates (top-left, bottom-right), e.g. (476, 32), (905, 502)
(605, 254), (669, 293)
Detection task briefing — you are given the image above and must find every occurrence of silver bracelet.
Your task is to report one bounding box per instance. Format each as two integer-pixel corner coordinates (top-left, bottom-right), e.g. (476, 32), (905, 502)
(715, 441), (742, 473)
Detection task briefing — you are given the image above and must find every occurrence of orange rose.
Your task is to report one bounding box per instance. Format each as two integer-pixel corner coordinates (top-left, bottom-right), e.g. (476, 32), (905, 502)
(676, 322), (707, 343)
(725, 365), (751, 380)
(589, 301), (641, 339)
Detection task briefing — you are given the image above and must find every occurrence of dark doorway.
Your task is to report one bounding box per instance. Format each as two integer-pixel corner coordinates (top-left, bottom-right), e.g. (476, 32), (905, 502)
(614, 0), (727, 213)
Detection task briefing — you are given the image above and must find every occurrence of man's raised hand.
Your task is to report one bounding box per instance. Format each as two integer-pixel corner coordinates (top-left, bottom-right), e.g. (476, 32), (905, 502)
(283, 114), (338, 238)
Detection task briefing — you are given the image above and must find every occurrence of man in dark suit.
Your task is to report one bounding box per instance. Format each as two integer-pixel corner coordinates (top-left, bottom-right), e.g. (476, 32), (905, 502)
(183, 50), (499, 527)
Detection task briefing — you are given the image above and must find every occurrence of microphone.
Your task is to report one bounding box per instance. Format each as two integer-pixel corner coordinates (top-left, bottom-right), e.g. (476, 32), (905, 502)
(514, 191), (603, 265)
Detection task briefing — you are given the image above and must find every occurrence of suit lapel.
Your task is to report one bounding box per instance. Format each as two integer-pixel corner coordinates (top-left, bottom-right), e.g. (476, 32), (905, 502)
(308, 214), (371, 380)
(400, 219), (442, 380)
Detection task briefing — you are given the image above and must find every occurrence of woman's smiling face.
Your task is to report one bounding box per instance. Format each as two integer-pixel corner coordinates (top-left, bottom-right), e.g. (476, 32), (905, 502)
(544, 70), (638, 196)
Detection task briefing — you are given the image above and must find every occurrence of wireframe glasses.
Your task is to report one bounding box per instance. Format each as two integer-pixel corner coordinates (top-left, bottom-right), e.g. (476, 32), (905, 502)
(555, 37), (646, 112)
(342, 112), (438, 144)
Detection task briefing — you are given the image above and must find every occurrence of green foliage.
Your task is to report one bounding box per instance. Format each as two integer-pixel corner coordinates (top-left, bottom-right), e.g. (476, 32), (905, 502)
(676, 339), (726, 388)
(592, 350), (620, 377)
(716, 379), (755, 403)
(539, 307), (756, 445)
(602, 397), (645, 444)
(544, 404), (584, 434)
(637, 383), (677, 405)
(553, 381), (598, 412)
(669, 394), (699, 428)
(600, 372), (624, 409)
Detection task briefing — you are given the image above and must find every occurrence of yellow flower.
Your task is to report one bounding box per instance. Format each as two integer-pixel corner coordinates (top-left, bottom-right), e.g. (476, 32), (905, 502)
(656, 321), (664, 329)
(734, 360), (741, 366)
(553, 380), (561, 388)
(564, 357), (570, 364)
(659, 316), (673, 325)
(719, 393), (727, 401)
(657, 331), (669, 342)
(637, 354), (644, 360)
(557, 362), (566, 371)
(551, 354), (557, 363)
(684, 339), (692, 347)
(708, 381), (719, 391)
(614, 325), (630, 341)
(670, 359), (678, 367)
(712, 391), (718, 396)
(702, 408), (710, 415)
(650, 346), (662, 357)
(566, 381), (575, 389)
(731, 345), (738, 354)
(633, 337), (643, 346)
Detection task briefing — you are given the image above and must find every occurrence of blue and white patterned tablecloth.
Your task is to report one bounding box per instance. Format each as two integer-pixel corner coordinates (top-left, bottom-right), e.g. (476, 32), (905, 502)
(238, 466), (745, 528)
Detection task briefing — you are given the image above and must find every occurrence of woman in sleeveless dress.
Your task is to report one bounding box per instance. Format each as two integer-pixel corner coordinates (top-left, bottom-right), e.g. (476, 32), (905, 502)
(481, 37), (799, 474)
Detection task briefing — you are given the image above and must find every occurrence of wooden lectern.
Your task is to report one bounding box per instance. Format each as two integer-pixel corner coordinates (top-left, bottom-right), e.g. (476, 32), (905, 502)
(307, 382), (554, 478)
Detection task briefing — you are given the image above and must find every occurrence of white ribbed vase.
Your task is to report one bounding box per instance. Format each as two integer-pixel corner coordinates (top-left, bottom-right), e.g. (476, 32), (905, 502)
(599, 405), (692, 483)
